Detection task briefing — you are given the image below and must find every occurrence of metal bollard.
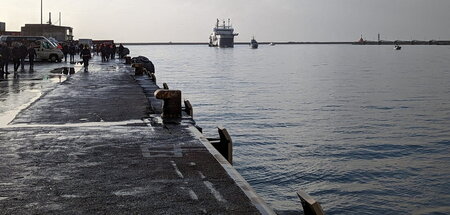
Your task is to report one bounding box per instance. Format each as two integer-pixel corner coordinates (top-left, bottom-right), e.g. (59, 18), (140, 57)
(154, 89), (182, 119)
(207, 127), (233, 165)
(132, 63), (144, 76)
(184, 100), (193, 117)
(296, 190), (325, 215)
(125, 56), (132, 64)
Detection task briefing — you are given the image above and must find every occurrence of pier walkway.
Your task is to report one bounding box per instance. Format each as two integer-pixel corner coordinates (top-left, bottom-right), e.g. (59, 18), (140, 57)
(0, 57), (273, 214)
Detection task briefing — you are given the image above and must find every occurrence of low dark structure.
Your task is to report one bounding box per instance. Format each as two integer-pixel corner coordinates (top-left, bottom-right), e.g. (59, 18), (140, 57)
(21, 24), (73, 41)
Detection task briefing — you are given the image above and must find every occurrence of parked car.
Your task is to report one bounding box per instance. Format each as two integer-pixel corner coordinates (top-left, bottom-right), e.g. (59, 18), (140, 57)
(0, 35), (63, 62)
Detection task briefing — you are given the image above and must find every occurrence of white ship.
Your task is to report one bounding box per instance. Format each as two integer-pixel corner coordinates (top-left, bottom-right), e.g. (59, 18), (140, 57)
(209, 19), (238, 48)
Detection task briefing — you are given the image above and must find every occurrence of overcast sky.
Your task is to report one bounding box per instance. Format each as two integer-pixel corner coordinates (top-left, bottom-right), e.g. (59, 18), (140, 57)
(1, 0), (450, 42)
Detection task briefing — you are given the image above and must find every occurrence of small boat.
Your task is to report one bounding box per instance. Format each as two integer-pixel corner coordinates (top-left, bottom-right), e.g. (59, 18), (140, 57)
(269, 42), (275, 46)
(250, 37), (258, 49)
(394, 45), (401, 50)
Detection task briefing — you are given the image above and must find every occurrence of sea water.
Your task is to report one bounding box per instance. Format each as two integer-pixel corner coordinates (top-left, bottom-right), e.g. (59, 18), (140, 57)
(128, 45), (450, 214)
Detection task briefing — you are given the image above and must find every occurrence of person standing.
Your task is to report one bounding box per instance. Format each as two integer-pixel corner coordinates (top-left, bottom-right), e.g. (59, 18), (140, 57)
(0, 43), (11, 75)
(80, 45), (91, 72)
(28, 45), (37, 71)
(78, 44), (83, 55)
(111, 43), (116, 59)
(11, 44), (21, 73)
(0, 44), (4, 77)
(100, 44), (106, 62)
(118, 44), (124, 58)
(105, 44), (111, 62)
(62, 43), (69, 62)
(69, 43), (76, 64)
(19, 43), (28, 71)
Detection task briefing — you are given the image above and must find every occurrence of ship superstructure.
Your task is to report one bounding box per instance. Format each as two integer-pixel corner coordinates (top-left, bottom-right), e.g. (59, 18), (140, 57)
(209, 19), (238, 48)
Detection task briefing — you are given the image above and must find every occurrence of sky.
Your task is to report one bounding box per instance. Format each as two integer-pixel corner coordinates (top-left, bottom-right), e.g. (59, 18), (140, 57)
(1, 0), (450, 42)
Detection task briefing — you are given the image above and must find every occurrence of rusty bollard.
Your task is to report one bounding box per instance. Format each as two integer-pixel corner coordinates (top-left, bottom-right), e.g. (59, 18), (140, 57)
(296, 190), (325, 215)
(207, 127), (233, 165)
(125, 56), (132, 64)
(132, 63), (143, 76)
(154, 89), (182, 119)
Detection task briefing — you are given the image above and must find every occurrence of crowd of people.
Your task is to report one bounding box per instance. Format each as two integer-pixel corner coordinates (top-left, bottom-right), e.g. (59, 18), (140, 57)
(60, 42), (80, 64)
(0, 39), (129, 78)
(0, 42), (38, 78)
(0, 41), (129, 78)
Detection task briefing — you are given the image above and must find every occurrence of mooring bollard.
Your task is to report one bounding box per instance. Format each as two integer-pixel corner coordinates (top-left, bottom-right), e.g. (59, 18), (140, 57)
(154, 89), (182, 119)
(184, 100), (193, 117)
(132, 63), (144, 76)
(296, 190), (325, 215)
(125, 56), (132, 64)
(207, 127), (233, 165)
(163, 83), (169, 89)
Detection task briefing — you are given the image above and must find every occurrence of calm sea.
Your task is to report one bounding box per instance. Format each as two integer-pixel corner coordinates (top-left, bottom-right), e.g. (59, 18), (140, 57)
(128, 45), (450, 215)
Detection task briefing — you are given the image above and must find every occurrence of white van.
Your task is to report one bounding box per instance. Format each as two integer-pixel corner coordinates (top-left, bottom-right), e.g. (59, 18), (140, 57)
(0, 36), (64, 62)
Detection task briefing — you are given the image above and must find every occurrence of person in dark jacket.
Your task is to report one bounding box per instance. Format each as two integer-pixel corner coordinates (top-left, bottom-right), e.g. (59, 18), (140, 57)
(0, 43), (11, 75)
(105, 45), (111, 61)
(28, 45), (37, 71)
(100, 44), (106, 62)
(11, 44), (22, 73)
(19, 44), (28, 71)
(62, 43), (69, 62)
(0, 44), (4, 77)
(69, 44), (76, 64)
(80, 45), (91, 72)
(118, 44), (124, 58)
(111, 44), (116, 59)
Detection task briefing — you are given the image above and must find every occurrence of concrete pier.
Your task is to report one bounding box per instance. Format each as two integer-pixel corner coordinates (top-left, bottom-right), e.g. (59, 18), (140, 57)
(0, 57), (274, 214)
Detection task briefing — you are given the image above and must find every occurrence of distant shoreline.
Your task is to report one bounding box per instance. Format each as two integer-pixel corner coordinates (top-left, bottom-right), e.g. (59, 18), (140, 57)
(121, 41), (450, 46)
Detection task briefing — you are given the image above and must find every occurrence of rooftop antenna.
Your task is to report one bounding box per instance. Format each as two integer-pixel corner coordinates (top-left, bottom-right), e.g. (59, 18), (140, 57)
(40, 0), (43, 24)
(48, 12), (52, 25)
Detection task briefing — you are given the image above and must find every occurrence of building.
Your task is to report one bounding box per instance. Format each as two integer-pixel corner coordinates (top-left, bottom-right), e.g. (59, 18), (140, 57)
(0, 22), (21, 36)
(21, 24), (73, 41)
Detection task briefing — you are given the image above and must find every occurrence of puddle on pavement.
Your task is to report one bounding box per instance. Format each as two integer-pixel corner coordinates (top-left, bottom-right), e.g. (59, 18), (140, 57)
(0, 67), (80, 126)
(0, 91), (42, 127)
(49, 67), (76, 75)
(46, 67), (78, 83)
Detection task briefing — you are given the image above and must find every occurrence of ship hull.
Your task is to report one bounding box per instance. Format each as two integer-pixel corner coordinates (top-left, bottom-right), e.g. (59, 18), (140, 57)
(209, 36), (235, 48)
(217, 36), (234, 48)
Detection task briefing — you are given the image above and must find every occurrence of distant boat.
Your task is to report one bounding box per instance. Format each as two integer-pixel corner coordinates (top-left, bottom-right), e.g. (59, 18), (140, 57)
(269, 42), (275, 46)
(394, 45), (401, 50)
(250, 37), (258, 49)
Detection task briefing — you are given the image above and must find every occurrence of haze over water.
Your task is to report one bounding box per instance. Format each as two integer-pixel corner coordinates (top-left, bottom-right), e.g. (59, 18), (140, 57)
(129, 45), (450, 214)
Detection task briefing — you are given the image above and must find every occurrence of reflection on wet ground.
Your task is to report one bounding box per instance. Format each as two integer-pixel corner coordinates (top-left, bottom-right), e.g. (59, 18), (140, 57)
(0, 62), (81, 125)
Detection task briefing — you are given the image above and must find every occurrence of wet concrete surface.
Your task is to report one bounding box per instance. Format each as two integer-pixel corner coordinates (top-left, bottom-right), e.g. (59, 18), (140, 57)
(0, 61), (82, 126)
(0, 56), (269, 214)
